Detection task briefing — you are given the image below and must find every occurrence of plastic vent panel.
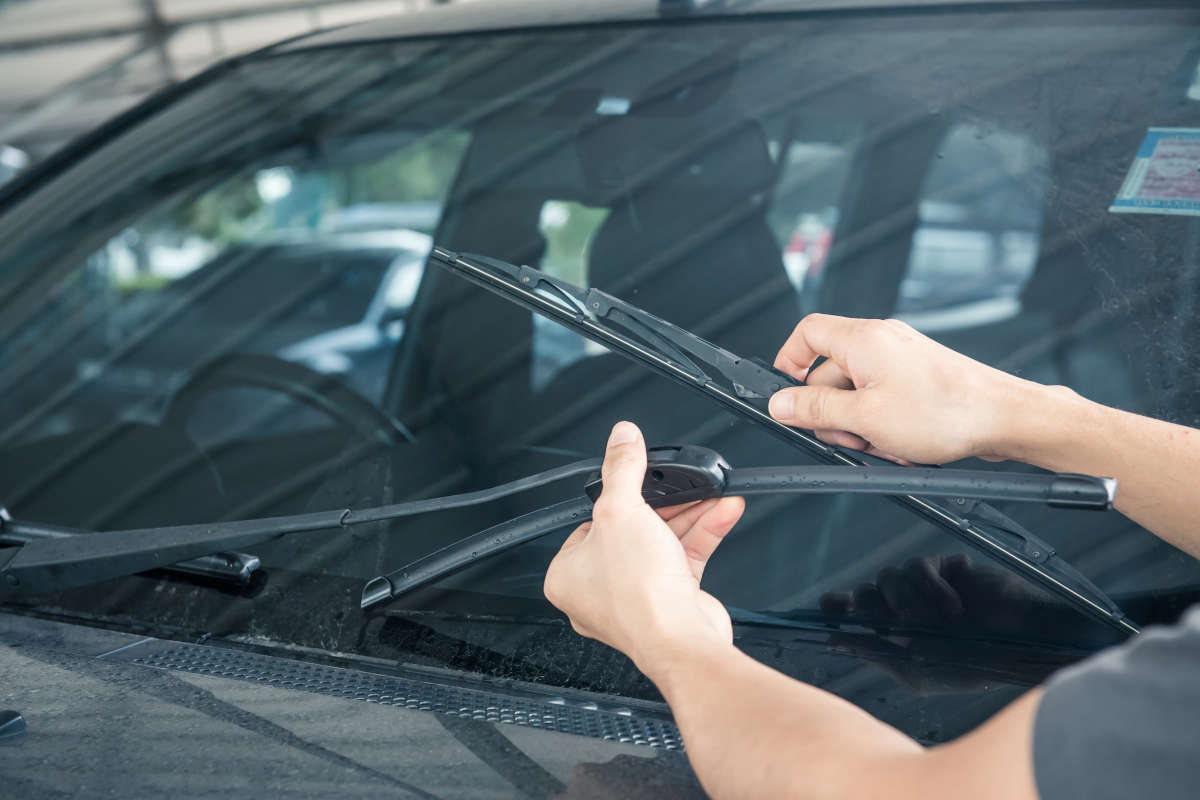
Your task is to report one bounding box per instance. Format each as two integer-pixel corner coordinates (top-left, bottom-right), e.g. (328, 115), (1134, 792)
(124, 641), (683, 750)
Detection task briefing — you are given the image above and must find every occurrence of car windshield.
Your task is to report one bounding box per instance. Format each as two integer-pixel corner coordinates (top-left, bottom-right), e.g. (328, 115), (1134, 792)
(3, 3), (1200, 742)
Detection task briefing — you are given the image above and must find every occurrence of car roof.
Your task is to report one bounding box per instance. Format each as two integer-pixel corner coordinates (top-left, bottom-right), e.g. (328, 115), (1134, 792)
(271, 0), (1066, 52)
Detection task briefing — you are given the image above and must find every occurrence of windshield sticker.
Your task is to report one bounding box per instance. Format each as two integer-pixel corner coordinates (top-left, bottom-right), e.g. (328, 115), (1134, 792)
(1111, 128), (1200, 217)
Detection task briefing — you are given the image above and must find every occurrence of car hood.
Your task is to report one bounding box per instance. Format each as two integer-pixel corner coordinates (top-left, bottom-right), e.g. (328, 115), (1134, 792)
(0, 613), (704, 799)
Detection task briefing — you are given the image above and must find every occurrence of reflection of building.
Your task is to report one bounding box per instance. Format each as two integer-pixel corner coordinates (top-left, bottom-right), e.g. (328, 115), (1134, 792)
(0, 0), (466, 163)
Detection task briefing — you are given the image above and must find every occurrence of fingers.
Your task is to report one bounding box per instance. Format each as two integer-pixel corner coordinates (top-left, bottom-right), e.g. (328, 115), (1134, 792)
(815, 428), (871, 451)
(820, 591), (853, 616)
(560, 522), (592, 551)
(805, 357), (853, 390)
(768, 384), (862, 433)
(596, 421), (648, 510)
(772, 314), (860, 379)
(663, 499), (719, 535)
(851, 582), (889, 620)
(876, 558), (966, 624)
(655, 500), (703, 523)
(676, 496), (744, 582)
(801, 360), (867, 448)
(863, 446), (914, 466)
(904, 557), (964, 622)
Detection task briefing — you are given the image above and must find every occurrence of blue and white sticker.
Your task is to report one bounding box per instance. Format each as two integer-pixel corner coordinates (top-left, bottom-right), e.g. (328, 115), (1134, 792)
(1111, 128), (1200, 217)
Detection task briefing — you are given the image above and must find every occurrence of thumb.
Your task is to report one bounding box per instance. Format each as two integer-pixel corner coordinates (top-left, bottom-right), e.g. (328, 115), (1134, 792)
(768, 385), (862, 432)
(598, 421), (648, 504)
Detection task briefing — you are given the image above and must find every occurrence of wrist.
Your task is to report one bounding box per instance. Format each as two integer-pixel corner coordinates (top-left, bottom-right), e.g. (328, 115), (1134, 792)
(633, 631), (739, 699)
(984, 378), (1095, 467)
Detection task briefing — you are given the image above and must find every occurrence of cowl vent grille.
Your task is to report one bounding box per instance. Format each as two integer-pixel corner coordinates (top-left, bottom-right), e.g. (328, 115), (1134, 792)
(123, 641), (682, 750)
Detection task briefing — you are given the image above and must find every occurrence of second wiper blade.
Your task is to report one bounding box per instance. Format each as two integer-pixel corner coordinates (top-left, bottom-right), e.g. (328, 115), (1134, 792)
(361, 446), (1126, 643)
(0, 445), (1117, 624)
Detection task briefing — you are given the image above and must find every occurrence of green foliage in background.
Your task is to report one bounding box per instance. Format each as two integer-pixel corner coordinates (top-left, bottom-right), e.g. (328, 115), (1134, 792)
(340, 131), (470, 206)
(539, 201), (610, 286)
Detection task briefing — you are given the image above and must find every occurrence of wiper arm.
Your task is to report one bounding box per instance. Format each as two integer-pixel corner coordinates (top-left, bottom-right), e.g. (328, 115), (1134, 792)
(429, 250), (1141, 637)
(1, 444), (1119, 641)
(0, 459), (602, 596)
(0, 507), (262, 588)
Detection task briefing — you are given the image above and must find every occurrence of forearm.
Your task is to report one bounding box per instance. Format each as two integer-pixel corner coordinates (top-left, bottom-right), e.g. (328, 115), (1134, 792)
(640, 640), (1042, 800)
(642, 642), (923, 800)
(997, 381), (1200, 558)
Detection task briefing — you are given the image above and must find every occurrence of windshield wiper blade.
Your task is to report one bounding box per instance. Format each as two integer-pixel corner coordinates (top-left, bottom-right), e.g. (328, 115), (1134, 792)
(428, 249), (1139, 636)
(433, 248), (800, 404)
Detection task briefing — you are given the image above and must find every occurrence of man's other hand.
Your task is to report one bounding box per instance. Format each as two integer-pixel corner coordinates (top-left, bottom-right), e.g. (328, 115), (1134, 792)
(543, 421), (744, 674)
(768, 315), (1038, 465)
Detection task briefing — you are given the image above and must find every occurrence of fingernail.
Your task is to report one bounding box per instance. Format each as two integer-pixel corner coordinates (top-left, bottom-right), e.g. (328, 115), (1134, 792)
(769, 391), (793, 420)
(609, 421), (638, 446)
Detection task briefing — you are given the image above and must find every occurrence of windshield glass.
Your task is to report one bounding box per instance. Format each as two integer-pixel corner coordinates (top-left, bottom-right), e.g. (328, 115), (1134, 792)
(3, 4), (1200, 743)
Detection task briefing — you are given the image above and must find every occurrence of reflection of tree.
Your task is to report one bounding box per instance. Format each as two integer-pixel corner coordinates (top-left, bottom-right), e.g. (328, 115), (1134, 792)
(338, 132), (469, 206)
(173, 180), (270, 243)
(539, 200), (610, 285)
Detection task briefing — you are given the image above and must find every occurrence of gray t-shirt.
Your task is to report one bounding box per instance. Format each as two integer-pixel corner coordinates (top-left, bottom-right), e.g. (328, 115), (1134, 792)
(1033, 605), (1200, 800)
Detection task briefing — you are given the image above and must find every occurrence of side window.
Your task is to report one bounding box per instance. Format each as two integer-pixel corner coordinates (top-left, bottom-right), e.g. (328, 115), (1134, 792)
(5, 131), (468, 449)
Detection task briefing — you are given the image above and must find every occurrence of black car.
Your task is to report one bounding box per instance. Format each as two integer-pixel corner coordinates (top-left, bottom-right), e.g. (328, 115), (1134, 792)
(3, 0), (1200, 796)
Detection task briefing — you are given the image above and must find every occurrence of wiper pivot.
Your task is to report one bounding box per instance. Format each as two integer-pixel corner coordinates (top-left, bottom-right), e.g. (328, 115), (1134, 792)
(0, 510), (261, 589)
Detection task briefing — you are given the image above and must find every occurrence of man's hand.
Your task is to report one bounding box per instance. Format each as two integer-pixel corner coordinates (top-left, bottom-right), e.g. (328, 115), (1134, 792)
(543, 421), (745, 676)
(819, 554), (1037, 632)
(768, 315), (1040, 465)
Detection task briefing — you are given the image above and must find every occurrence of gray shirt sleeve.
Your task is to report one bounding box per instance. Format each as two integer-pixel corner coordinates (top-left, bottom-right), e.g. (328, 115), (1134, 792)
(1033, 605), (1200, 800)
